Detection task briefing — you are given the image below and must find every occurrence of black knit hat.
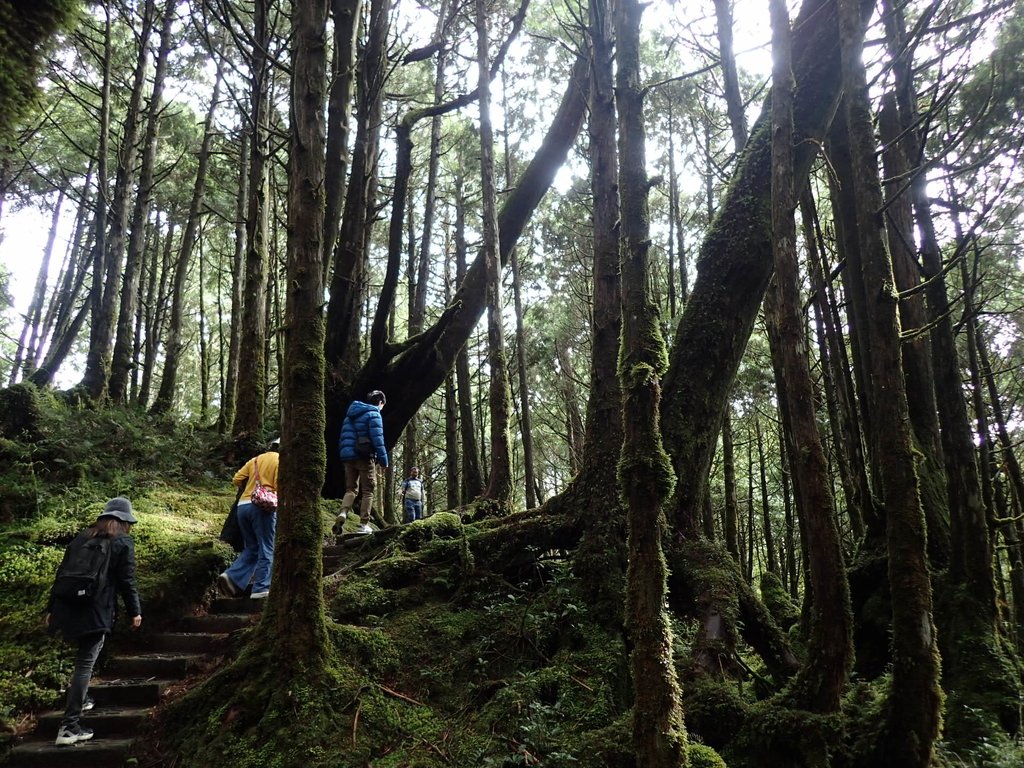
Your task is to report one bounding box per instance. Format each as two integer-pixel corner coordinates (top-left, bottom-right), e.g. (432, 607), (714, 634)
(100, 497), (138, 524)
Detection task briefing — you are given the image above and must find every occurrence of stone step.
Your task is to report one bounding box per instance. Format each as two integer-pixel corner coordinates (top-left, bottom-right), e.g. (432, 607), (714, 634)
(88, 679), (169, 708)
(108, 652), (205, 679)
(8, 737), (134, 768)
(210, 596), (264, 615)
(147, 632), (227, 654)
(179, 614), (256, 633)
(37, 706), (150, 738)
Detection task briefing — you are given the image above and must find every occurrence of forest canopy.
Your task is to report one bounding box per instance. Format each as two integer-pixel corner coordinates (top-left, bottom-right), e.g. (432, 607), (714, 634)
(1, 0), (1024, 766)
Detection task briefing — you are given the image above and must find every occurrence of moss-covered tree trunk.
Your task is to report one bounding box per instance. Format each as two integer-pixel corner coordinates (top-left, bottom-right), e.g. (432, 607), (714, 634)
(660, 0), (858, 540)
(570, 0), (625, 623)
(837, 0), (941, 762)
(766, 0), (851, 712)
(615, 0), (686, 764)
(269, 0), (330, 661)
(475, 0), (513, 506)
(233, 0), (272, 446)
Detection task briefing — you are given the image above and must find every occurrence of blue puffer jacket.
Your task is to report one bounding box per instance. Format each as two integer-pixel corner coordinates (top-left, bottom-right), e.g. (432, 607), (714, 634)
(338, 400), (389, 466)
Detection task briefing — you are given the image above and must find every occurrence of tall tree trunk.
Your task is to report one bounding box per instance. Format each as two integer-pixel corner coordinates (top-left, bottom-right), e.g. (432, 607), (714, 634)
(110, 0), (176, 404)
(221, 128), (249, 431)
(510, 246), (537, 508)
(616, 0), (686, 763)
(138, 218), (173, 407)
(82, 0), (157, 401)
(766, 0), (851, 711)
(324, 0), (389, 385)
(476, 0), (513, 505)
(876, 93), (951, 566)
(268, 0), (330, 662)
(570, 0), (625, 626)
(713, 0), (747, 151)
(802, 191), (867, 542)
(79, 6), (114, 399)
(660, 0), (855, 540)
(722, 411), (739, 559)
(755, 416), (777, 576)
(555, 339), (585, 475)
(151, 67), (223, 415)
(838, 0), (940, 761)
(233, 0), (273, 445)
(322, 0), (363, 281)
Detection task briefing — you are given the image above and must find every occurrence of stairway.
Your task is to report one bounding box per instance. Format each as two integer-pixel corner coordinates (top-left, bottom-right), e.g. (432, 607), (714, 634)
(10, 545), (349, 767)
(8, 596), (262, 768)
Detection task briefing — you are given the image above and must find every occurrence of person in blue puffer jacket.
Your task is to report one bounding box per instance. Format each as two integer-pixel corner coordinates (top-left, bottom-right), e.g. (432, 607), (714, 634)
(337, 390), (389, 533)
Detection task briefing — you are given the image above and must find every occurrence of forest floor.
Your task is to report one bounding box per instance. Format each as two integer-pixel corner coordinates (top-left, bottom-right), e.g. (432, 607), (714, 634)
(2, 387), (1022, 767)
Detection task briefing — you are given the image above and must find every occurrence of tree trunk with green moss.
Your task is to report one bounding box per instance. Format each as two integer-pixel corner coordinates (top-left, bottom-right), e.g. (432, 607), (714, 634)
(476, 0), (513, 506)
(569, 0), (625, 627)
(765, 0), (851, 712)
(270, 0), (331, 663)
(837, 0), (941, 762)
(615, 0), (686, 764)
(233, 0), (272, 447)
(660, 0), (860, 540)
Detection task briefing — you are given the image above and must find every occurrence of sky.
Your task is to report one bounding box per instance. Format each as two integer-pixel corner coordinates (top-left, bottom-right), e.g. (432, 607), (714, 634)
(0, 0), (777, 345)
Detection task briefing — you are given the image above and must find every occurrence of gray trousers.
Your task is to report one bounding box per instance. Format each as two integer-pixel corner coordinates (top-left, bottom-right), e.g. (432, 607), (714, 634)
(61, 632), (104, 728)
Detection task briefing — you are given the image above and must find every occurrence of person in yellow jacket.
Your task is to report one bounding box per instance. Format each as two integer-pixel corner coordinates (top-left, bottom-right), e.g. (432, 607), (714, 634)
(218, 438), (279, 599)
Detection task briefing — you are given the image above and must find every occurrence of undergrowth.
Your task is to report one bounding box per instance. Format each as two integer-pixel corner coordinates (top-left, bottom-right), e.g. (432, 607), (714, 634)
(0, 386), (236, 753)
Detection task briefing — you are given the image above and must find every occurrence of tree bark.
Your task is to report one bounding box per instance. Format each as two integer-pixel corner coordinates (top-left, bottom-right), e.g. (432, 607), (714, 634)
(233, 0), (273, 446)
(79, 6), (114, 399)
(660, 0), (860, 540)
(268, 0), (331, 663)
(766, 0), (851, 711)
(476, 0), (514, 506)
(615, 0), (686, 763)
(321, 0), (362, 282)
(838, 0), (941, 761)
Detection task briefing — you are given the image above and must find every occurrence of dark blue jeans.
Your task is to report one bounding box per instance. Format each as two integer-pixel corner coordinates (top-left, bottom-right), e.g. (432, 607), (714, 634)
(62, 632), (105, 728)
(403, 499), (423, 523)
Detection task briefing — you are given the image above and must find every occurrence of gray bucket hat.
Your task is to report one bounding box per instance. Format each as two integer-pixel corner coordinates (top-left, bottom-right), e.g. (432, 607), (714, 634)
(100, 497), (138, 524)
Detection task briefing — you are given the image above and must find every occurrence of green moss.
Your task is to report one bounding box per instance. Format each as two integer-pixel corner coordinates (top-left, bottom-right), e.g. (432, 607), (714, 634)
(759, 572), (799, 631)
(689, 741), (729, 768)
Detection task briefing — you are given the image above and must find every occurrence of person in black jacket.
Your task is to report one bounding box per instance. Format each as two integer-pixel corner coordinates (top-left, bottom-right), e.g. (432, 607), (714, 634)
(46, 497), (142, 746)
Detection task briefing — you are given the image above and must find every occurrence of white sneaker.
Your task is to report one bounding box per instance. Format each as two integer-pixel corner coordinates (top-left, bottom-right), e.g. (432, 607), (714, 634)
(250, 591), (269, 599)
(355, 524), (373, 534)
(55, 725), (94, 746)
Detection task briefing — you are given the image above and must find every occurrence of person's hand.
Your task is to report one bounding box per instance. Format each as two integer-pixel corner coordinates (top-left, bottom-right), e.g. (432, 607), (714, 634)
(131, 615), (142, 630)
(44, 613), (51, 628)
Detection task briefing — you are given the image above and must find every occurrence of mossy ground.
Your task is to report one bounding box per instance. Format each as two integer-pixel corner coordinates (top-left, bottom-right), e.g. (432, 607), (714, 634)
(3, 391), (1022, 766)
(0, 387), (236, 754)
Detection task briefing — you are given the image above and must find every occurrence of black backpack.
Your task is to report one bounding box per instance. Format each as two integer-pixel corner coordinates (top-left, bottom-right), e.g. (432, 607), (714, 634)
(52, 535), (113, 601)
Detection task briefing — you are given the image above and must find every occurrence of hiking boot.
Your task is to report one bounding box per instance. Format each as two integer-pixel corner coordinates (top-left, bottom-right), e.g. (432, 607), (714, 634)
(55, 724), (94, 746)
(82, 696), (95, 711)
(217, 573), (239, 597)
(250, 591), (269, 599)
